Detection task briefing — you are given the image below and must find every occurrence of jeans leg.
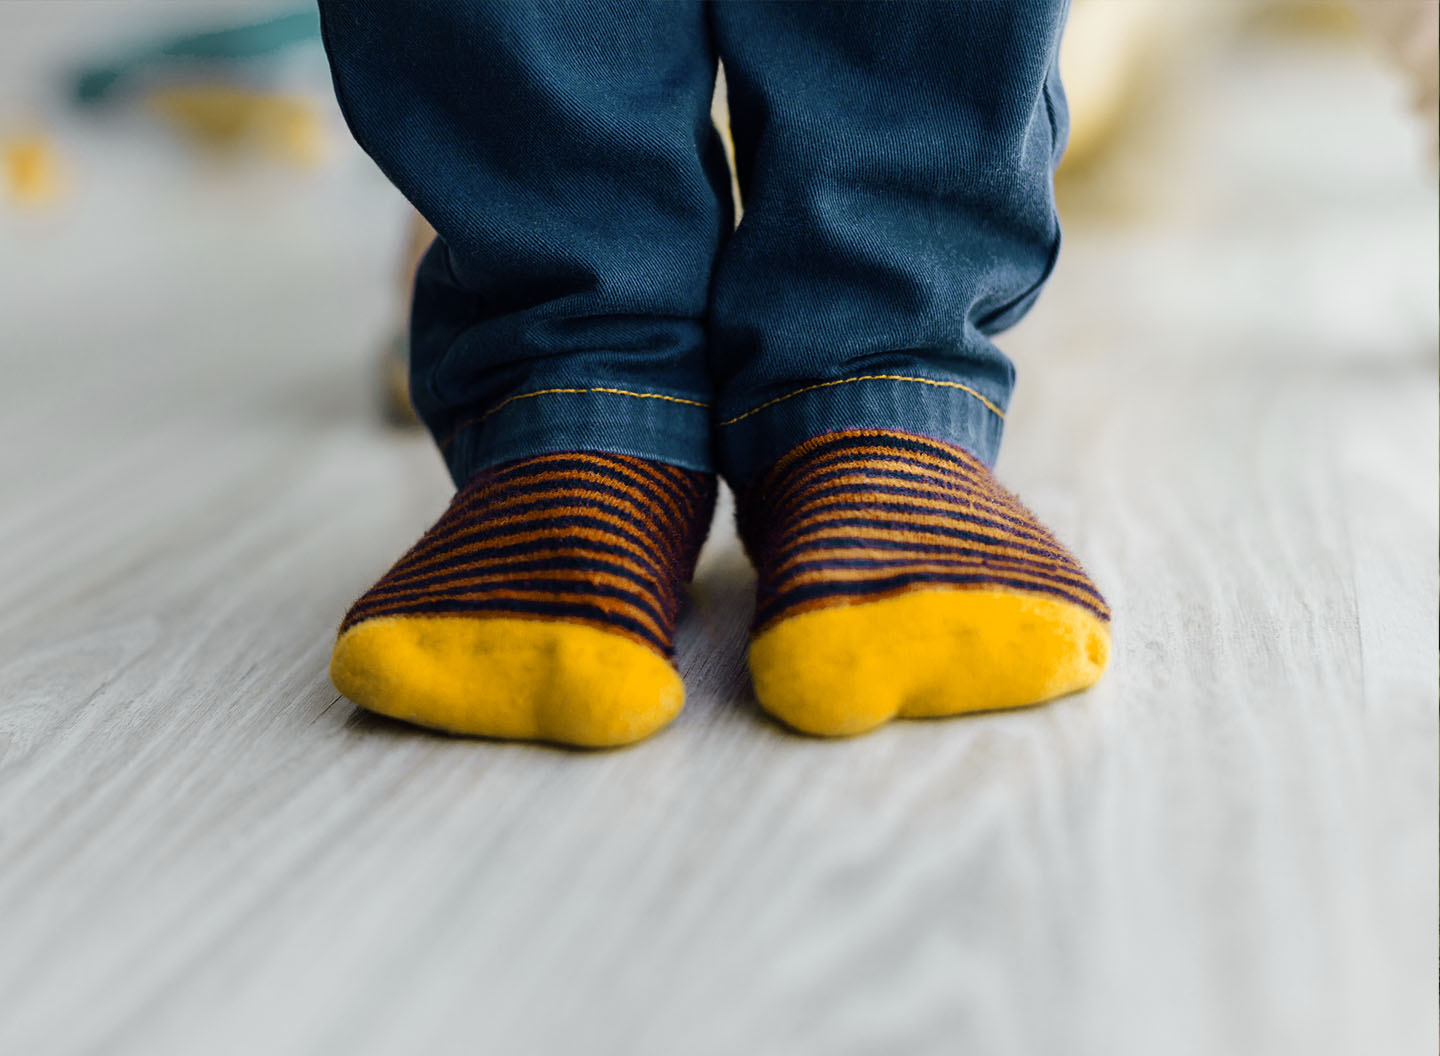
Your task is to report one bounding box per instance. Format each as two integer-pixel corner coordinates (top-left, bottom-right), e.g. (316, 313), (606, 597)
(319, 1), (731, 484)
(707, 1), (1070, 489)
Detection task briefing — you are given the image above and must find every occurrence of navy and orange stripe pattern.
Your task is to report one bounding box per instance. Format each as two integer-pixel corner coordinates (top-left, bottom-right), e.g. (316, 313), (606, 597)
(340, 452), (717, 656)
(737, 430), (1110, 634)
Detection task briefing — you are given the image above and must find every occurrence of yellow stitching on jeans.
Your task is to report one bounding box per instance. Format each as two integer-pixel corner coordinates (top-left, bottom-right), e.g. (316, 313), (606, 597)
(439, 387), (709, 450)
(717, 374), (1006, 428)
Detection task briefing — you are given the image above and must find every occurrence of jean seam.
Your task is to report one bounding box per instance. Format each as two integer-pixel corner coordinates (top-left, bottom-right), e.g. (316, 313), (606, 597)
(1043, 71), (1062, 163)
(716, 374), (1006, 429)
(438, 387), (711, 451)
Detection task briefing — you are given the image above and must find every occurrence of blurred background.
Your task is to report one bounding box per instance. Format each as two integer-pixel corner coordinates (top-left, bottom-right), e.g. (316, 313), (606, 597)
(0, 3), (1435, 1055)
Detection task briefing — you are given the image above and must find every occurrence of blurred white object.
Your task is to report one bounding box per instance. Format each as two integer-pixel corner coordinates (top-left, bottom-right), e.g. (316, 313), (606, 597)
(1356, 0), (1439, 160)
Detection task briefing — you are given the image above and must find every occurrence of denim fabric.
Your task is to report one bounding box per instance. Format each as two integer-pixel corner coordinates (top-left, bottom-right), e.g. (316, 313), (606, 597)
(318, 1), (1069, 490)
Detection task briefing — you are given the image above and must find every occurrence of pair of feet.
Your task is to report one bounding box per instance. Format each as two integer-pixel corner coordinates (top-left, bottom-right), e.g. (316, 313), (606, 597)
(330, 430), (1111, 747)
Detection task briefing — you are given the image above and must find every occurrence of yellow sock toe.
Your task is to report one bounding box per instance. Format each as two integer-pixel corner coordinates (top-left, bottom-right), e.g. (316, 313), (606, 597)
(328, 451), (715, 748)
(748, 588), (1110, 737)
(739, 432), (1113, 738)
(331, 615), (685, 747)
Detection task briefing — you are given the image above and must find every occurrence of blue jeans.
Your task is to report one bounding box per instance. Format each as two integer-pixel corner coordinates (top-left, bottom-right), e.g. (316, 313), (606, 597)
(318, 1), (1069, 490)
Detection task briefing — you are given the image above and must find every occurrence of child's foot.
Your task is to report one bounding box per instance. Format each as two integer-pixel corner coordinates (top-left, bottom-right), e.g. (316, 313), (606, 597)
(738, 431), (1110, 736)
(331, 452), (716, 747)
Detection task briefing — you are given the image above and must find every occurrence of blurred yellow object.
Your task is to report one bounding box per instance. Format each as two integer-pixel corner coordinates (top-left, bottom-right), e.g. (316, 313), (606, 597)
(379, 212), (436, 427)
(1058, 2), (1170, 173)
(2, 133), (64, 206)
(144, 86), (326, 167)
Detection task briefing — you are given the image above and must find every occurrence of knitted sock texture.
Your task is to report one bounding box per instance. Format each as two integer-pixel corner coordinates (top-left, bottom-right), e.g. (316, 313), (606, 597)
(341, 451), (717, 656)
(737, 426), (1105, 625)
(738, 430), (1111, 633)
(734, 430), (1112, 736)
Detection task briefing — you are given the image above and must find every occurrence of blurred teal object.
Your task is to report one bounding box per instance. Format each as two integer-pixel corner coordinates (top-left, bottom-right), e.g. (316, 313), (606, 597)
(73, 9), (321, 105)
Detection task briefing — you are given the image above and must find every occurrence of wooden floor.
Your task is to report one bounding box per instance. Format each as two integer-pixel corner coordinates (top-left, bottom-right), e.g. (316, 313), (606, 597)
(0, 8), (1435, 1055)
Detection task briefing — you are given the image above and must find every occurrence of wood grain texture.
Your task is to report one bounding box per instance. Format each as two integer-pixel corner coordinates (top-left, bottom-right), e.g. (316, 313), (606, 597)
(0, 7), (1434, 1055)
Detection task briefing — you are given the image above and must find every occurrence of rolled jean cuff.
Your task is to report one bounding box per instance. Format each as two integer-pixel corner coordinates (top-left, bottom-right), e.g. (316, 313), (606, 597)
(716, 374), (1008, 490)
(439, 386), (715, 487)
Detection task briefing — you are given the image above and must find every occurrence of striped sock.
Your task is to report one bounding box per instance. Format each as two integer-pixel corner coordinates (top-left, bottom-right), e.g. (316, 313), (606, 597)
(331, 452), (716, 746)
(738, 430), (1111, 735)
